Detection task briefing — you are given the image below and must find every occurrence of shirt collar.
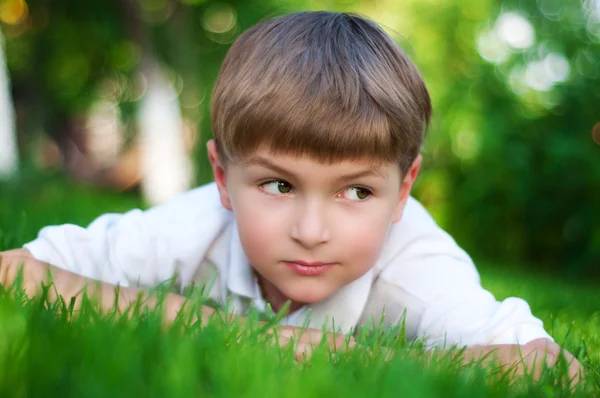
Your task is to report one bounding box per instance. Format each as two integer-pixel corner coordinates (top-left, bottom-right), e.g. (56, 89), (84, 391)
(226, 221), (258, 300)
(224, 219), (374, 334)
(301, 268), (373, 334)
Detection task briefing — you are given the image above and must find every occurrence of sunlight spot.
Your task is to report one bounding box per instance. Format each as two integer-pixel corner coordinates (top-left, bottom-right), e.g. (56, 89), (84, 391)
(86, 101), (124, 168)
(476, 29), (510, 64)
(508, 66), (527, 96)
(0, 31), (18, 179)
(139, 64), (192, 205)
(592, 123), (600, 146)
(495, 12), (535, 49)
(525, 61), (554, 92)
(544, 53), (570, 83)
(583, 0), (600, 39)
(0, 0), (27, 25)
(523, 53), (570, 92)
(477, 12), (535, 64)
(452, 130), (480, 161)
(584, 0), (600, 21)
(202, 3), (236, 34)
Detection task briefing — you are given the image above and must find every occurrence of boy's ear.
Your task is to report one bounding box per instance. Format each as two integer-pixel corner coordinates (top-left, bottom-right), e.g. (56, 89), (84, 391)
(392, 154), (422, 223)
(207, 139), (233, 211)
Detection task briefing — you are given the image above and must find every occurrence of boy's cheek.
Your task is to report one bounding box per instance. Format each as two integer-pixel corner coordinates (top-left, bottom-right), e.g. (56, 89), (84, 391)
(235, 207), (283, 252)
(351, 230), (388, 266)
(232, 195), (392, 264)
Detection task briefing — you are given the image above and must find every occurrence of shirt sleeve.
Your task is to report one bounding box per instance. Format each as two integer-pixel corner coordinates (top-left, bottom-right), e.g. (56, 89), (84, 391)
(375, 197), (552, 348)
(23, 183), (229, 290)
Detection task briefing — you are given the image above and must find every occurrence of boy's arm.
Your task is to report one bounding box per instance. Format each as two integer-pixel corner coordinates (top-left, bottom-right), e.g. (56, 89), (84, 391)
(368, 197), (584, 380)
(458, 337), (583, 382)
(21, 184), (228, 293)
(0, 249), (216, 323)
(4, 250), (580, 381)
(374, 198), (554, 348)
(0, 249), (357, 356)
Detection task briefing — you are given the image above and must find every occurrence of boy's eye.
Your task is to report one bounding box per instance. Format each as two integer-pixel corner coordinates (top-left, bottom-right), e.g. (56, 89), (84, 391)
(342, 187), (371, 201)
(261, 180), (293, 194)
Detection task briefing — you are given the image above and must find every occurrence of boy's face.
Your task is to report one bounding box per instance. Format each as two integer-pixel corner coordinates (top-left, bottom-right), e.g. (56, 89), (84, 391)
(208, 140), (421, 307)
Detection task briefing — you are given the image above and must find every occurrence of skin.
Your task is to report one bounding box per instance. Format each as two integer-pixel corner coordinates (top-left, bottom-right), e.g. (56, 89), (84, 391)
(0, 140), (584, 383)
(208, 140), (420, 313)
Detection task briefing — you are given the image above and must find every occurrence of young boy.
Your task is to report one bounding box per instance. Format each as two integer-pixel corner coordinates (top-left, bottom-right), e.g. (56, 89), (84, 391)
(0, 11), (582, 378)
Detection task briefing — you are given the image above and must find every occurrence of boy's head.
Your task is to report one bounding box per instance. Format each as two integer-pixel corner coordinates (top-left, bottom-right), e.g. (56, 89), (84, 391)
(207, 11), (431, 310)
(211, 11), (431, 175)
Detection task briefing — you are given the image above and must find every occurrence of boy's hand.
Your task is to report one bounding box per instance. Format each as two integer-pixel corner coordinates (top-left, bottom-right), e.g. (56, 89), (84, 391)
(266, 325), (584, 385)
(463, 338), (584, 383)
(269, 325), (356, 360)
(0, 249), (51, 297)
(0, 249), (217, 326)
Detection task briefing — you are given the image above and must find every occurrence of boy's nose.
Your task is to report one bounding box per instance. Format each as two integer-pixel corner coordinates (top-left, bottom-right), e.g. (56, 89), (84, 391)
(289, 200), (330, 249)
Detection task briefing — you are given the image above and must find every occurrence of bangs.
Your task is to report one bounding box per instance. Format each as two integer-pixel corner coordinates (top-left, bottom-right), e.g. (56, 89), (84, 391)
(219, 81), (399, 168)
(211, 12), (430, 175)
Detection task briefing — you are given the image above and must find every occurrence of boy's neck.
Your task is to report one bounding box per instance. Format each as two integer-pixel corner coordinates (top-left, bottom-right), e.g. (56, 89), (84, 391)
(255, 271), (304, 315)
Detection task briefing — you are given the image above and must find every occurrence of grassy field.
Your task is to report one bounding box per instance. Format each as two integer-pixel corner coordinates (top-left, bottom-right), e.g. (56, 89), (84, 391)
(0, 173), (599, 397)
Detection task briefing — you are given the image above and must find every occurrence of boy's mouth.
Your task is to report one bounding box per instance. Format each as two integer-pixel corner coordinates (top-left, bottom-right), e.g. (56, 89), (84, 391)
(283, 261), (335, 276)
(288, 260), (330, 267)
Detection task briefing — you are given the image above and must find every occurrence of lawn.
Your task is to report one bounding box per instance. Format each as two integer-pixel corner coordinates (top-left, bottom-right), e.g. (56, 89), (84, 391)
(0, 173), (598, 397)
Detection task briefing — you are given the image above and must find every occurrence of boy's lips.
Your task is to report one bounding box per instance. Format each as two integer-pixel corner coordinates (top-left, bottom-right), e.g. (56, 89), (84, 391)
(288, 260), (330, 267)
(283, 261), (335, 276)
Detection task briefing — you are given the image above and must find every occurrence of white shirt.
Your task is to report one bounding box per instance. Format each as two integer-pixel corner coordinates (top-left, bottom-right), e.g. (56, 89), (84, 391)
(23, 182), (551, 348)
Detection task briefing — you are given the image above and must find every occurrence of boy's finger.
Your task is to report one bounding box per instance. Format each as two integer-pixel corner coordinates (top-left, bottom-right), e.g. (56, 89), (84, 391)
(294, 342), (314, 361)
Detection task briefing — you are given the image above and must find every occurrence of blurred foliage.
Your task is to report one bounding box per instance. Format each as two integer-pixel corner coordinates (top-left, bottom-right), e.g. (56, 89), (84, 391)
(0, 167), (143, 251)
(1, 0), (599, 275)
(404, 0), (600, 276)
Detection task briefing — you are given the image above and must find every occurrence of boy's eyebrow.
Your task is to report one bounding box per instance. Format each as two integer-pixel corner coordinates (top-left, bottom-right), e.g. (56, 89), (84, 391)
(244, 156), (388, 181)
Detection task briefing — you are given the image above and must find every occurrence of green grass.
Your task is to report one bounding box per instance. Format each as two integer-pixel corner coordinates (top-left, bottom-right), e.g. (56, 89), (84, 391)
(1, 173), (599, 397)
(479, 264), (600, 382)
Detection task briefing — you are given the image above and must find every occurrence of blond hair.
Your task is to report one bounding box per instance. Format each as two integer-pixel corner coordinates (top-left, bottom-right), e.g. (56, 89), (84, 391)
(211, 11), (432, 175)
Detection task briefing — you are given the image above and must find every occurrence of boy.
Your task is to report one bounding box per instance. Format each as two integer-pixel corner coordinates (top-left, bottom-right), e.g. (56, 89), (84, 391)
(0, 11), (582, 379)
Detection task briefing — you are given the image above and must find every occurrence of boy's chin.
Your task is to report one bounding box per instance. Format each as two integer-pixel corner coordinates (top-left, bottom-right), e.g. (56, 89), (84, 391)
(282, 284), (338, 305)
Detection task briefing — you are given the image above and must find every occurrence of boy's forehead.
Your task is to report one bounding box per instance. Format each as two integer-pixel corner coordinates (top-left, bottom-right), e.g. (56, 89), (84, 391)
(239, 149), (398, 179)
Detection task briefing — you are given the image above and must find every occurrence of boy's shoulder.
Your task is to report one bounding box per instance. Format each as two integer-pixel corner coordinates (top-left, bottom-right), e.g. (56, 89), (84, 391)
(156, 181), (222, 213)
(375, 197), (463, 270)
(146, 181), (232, 244)
(143, 182), (230, 232)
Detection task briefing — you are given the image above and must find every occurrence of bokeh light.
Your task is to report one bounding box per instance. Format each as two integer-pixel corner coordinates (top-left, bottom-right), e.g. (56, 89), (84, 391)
(584, 0), (600, 39)
(593, 123), (600, 145)
(0, 0), (28, 25)
(523, 53), (570, 92)
(202, 3), (236, 34)
(477, 11), (535, 65)
(496, 12), (535, 50)
(139, 0), (173, 23)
